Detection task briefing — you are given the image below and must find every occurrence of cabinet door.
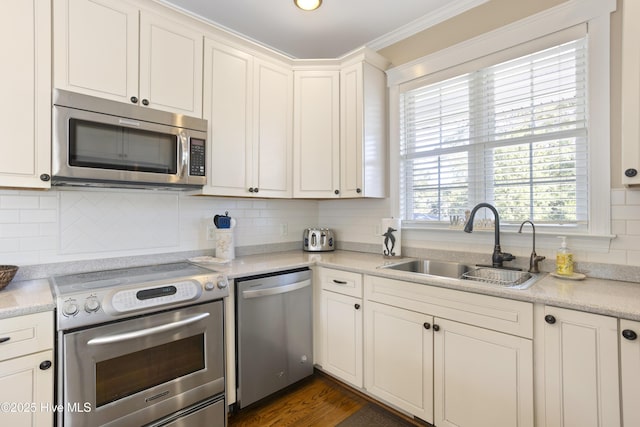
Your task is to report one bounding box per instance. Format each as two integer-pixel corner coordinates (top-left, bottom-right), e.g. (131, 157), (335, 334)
(293, 70), (340, 198)
(364, 301), (433, 423)
(139, 11), (203, 117)
(54, 0), (139, 104)
(542, 306), (620, 427)
(252, 58), (293, 198)
(434, 318), (533, 427)
(319, 290), (362, 387)
(340, 63), (364, 198)
(0, 0), (51, 188)
(621, 0), (640, 186)
(340, 62), (387, 198)
(0, 350), (54, 427)
(202, 39), (253, 196)
(620, 319), (640, 427)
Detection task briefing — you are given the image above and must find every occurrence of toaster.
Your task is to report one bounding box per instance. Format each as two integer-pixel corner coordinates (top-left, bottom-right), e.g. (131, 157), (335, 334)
(303, 228), (335, 252)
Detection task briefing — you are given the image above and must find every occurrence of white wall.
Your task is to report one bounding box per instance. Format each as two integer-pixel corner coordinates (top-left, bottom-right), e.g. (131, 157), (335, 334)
(0, 188), (317, 266)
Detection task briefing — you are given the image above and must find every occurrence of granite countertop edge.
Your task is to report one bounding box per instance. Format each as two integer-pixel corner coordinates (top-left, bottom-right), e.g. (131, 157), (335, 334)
(2, 250), (639, 322)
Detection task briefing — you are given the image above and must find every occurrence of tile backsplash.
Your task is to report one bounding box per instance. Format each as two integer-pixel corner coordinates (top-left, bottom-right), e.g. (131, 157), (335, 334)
(2, 186), (640, 271)
(0, 188), (318, 266)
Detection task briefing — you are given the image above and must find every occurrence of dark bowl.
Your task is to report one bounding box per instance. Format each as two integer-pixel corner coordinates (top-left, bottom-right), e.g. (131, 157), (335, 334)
(0, 265), (19, 290)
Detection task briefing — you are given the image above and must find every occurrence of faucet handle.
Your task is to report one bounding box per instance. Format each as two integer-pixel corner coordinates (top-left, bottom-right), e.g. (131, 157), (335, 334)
(502, 252), (515, 262)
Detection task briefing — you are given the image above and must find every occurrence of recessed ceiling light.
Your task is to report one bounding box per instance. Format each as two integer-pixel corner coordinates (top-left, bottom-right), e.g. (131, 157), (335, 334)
(294, 0), (322, 11)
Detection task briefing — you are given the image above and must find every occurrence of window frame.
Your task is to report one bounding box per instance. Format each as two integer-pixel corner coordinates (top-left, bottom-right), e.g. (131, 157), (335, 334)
(387, 0), (616, 248)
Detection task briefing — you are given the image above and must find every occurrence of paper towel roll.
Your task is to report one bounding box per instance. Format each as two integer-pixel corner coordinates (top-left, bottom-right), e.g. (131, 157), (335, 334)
(381, 218), (401, 257)
(215, 229), (235, 260)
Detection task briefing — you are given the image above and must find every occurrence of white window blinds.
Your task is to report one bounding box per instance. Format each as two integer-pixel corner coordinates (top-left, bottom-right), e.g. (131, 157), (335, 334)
(400, 37), (588, 227)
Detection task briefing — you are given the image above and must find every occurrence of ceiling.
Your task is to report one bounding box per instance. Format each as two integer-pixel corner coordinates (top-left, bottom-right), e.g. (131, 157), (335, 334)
(158, 0), (488, 59)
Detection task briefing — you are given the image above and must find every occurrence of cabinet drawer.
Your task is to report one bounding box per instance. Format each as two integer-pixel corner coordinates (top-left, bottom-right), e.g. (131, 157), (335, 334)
(0, 311), (53, 362)
(365, 275), (533, 338)
(319, 268), (363, 298)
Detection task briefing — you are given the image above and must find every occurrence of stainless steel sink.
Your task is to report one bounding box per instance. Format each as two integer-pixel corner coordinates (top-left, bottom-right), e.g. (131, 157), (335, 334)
(379, 259), (541, 289)
(380, 259), (472, 279)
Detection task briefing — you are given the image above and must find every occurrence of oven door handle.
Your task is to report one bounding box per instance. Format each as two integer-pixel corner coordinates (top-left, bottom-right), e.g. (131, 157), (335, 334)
(87, 313), (210, 345)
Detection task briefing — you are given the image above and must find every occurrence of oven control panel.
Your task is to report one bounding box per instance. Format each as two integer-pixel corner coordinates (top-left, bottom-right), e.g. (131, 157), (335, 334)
(56, 273), (229, 330)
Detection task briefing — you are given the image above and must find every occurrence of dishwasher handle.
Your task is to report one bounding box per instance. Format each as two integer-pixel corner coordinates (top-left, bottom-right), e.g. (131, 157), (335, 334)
(241, 279), (311, 299)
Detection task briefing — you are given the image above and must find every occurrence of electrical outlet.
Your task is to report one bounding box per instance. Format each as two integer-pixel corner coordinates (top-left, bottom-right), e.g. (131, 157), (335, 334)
(206, 225), (216, 241)
(280, 224), (288, 236)
(374, 224), (382, 236)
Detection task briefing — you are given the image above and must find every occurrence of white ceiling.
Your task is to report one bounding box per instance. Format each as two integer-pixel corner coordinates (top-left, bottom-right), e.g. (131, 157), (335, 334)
(158, 0), (488, 59)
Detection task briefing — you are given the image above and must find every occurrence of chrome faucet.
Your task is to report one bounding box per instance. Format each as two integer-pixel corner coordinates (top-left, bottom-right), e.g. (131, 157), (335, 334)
(518, 220), (545, 273)
(463, 203), (515, 268)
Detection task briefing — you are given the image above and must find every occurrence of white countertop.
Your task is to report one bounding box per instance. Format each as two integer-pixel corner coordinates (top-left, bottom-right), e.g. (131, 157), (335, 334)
(0, 278), (54, 320)
(209, 250), (640, 321)
(2, 250), (639, 321)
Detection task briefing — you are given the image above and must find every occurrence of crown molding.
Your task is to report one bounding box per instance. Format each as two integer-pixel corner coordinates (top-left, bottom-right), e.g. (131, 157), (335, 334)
(366, 0), (490, 52)
(386, 0), (617, 86)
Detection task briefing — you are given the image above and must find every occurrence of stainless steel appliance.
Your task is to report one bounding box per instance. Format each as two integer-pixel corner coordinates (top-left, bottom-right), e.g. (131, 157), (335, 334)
(50, 262), (229, 427)
(235, 268), (313, 408)
(303, 228), (335, 252)
(52, 89), (207, 190)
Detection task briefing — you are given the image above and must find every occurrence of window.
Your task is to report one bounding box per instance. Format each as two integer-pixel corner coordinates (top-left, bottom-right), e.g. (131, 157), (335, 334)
(400, 37), (588, 229)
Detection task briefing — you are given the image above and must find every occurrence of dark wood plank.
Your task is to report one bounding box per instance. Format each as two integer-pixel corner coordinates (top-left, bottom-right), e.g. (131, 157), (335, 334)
(228, 371), (426, 427)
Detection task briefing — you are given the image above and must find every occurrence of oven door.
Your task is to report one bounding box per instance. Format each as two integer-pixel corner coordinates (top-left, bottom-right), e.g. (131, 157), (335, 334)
(59, 300), (224, 427)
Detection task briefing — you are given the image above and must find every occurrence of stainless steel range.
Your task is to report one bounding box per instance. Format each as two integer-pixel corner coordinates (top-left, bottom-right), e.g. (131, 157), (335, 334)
(50, 261), (229, 427)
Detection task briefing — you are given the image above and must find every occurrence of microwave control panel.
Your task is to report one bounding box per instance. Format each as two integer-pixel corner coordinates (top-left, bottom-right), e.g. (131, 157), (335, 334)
(189, 138), (206, 176)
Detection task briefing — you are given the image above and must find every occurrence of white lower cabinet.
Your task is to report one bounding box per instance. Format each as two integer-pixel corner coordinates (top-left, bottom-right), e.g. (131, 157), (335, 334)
(320, 291), (363, 387)
(363, 274), (533, 427)
(434, 318), (532, 427)
(315, 268), (363, 388)
(620, 319), (640, 427)
(364, 301), (433, 422)
(540, 306), (620, 427)
(0, 311), (54, 427)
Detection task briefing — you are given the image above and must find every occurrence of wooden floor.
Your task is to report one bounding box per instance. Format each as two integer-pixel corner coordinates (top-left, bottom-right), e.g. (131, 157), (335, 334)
(228, 371), (422, 427)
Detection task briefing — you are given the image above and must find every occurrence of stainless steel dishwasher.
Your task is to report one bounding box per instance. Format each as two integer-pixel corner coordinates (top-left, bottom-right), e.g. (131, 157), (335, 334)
(235, 268), (313, 409)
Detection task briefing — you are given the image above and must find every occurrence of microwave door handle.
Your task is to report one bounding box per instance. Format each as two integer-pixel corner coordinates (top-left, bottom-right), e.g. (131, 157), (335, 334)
(86, 312), (210, 345)
(179, 133), (188, 178)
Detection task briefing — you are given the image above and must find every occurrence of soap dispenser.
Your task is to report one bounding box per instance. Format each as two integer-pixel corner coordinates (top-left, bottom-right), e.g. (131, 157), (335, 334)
(556, 236), (574, 276)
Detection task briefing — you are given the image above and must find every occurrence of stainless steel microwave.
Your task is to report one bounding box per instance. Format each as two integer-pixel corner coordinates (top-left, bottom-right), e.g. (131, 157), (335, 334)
(52, 89), (207, 190)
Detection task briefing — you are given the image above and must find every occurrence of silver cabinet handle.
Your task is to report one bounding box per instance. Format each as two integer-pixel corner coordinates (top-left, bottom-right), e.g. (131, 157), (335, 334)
(242, 280), (311, 299)
(87, 313), (209, 345)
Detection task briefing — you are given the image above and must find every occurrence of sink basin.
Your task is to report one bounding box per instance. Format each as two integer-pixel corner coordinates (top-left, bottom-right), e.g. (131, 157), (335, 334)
(380, 259), (472, 279)
(380, 259), (541, 289)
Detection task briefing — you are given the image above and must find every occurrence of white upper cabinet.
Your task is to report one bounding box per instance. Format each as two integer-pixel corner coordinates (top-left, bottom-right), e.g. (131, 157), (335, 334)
(293, 50), (388, 199)
(0, 0), (51, 188)
(621, 0), (640, 186)
(340, 60), (387, 198)
(54, 0), (203, 117)
(251, 58), (294, 198)
(202, 38), (293, 198)
(293, 69), (341, 198)
(138, 11), (203, 116)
